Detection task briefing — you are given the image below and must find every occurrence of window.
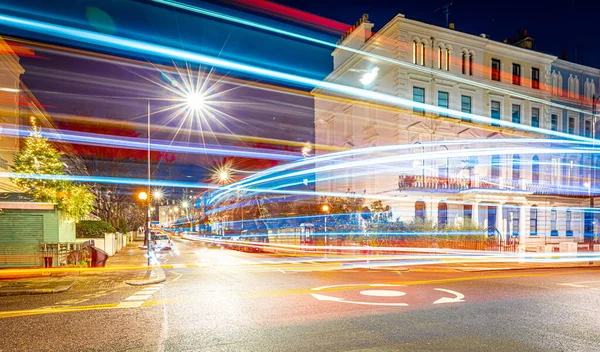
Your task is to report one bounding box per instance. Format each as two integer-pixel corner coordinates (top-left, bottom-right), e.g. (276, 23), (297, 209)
(462, 52), (466, 74)
(491, 59), (501, 81)
(469, 53), (473, 75)
(568, 117), (575, 134)
(585, 120), (591, 138)
(438, 202), (448, 229)
(415, 201), (426, 221)
(461, 95), (472, 122)
(551, 114), (558, 131)
(491, 155), (500, 180)
(464, 204), (473, 221)
(531, 107), (540, 128)
(512, 155), (520, 182)
(437, 47), (442, 69)
(566, 209), (573, 235)
(532, 67), (540, 89)
(491, 100), (501, 127)
(438, 91), (449, 117)
(421, 42), (426, 66)
(413, 87), (425, 115)
(532, 155), (539, 184)
(551, 208), (558, 235)
(446, 49), (451, 71)
(413, 41), (418, 64)
(512, 63), (521, 85)
(512, 104), (521, 124)
(530, 206), (538, 236)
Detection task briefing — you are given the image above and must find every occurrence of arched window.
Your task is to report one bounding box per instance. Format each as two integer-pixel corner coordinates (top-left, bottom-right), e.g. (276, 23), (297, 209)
(512, 155), (520, 182)
(438, 202), (448, 229)
(491, 155), (500, 181)
(415, 201), (426, 221)
(566, 208), (573, 236)
(551, 208), (558, 235)
(532, 155), (539, 185)
(462, 51), (467, 74)
(413, 41), (418, 64)
(469, 53), (474, 75)
(530, 206), (538, 236)
(421, 42), (426, 66)
(446, 48), (451, 71)
(438, 46), (443, 69)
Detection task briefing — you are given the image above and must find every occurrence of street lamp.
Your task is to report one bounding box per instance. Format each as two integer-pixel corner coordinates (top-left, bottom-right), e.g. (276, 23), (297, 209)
(137, 191), (151, 265)
(321, 204), (330, 244)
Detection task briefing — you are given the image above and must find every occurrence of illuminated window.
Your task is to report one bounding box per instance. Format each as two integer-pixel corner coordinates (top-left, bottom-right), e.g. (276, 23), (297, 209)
(512, 155), (520, 181)
(438, 47), (442, 69)
(491, 100), (501, 127)
(491, 59), (501, 81)
(551, 208), (558, 235)
(438, 91), (449, 117)
(438, 202), (448, 229)
(531, 107), (539, 128)
(512, 104), (521, 124)
(530, 206), (538, 236)
(421, 42), (426, 66)
(491, 155), (500, 180)
(532, 67), (540, 89)
(413, 87), (425, 115)
(413, 41), (418, 64)
(415, 201), (426, 221)
(461, 95), (472, 122)
(566, 209), (573, 235)
(568, 116), (575, 134)
(532, 155), (539, 184)
(446, 49), (451, 71)
(469, 53), (473, 75)
(512, 63), (521, 85)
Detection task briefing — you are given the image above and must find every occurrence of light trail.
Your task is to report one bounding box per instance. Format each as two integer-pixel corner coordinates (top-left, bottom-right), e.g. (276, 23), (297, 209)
(0, 12), (595, 144)
(151, 0), (598, 117)
(1, 126), (298, 161)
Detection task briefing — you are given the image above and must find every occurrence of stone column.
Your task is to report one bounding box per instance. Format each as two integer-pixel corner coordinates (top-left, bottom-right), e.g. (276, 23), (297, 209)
(472, 202), (479, 227)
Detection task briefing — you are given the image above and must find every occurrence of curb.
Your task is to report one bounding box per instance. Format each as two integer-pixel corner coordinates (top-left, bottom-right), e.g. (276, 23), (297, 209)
(0, 283), (73, 296)
(124, 267), (166, 286)
(453, 264), (600, 272)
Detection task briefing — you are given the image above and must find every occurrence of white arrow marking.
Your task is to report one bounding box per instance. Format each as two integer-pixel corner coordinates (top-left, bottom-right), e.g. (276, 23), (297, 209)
(310, 293), (408, 306)
(433, 288), (465, 304)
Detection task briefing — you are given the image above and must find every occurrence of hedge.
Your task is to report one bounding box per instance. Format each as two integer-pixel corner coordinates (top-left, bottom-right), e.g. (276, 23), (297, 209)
(76, 220), (116, 239)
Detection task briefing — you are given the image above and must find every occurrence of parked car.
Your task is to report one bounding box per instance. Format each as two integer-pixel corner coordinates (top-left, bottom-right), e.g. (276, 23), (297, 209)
(151, 234), (173, 251)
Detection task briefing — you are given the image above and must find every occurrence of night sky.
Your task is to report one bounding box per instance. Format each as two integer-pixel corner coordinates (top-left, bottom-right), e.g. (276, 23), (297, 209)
(0, 0), (597, 149)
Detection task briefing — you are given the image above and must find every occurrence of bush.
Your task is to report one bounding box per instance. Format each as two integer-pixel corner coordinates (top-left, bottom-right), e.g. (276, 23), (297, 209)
(76, 220), (115, 238)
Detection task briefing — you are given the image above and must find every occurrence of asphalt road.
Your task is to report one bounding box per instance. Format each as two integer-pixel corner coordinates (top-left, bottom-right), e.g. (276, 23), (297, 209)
(1, 237), (599, 352)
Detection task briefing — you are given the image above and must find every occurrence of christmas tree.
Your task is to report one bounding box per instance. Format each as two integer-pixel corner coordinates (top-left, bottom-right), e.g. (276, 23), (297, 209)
(11, 120), (94, 220)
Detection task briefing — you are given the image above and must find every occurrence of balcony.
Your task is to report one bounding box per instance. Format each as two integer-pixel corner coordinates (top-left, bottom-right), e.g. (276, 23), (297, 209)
(398, 175), (598, 197)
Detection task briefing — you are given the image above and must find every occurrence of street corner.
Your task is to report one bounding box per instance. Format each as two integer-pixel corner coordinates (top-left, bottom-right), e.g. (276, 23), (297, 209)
(124, 267), (166, 286)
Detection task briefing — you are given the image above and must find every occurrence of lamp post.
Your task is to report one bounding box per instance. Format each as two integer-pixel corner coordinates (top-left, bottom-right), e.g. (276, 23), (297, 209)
(138, 191), (150, 266)
(321, 204), (330, 245)
(590, 94), (600, 245)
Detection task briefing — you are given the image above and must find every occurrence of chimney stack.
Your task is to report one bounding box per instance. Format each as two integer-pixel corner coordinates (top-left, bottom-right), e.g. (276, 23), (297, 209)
(561, 51), (567, 60)
(449, 23), (455, 30)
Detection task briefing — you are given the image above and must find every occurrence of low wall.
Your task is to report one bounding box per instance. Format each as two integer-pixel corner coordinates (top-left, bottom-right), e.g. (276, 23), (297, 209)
(76, 233), (126, 256)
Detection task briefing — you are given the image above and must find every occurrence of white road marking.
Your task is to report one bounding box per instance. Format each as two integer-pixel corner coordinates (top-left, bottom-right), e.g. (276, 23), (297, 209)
(124, 294), (152, 301)
(116, 301), (144, 308)
(433, 288), (465, 304)
(359, 290), (406, 297)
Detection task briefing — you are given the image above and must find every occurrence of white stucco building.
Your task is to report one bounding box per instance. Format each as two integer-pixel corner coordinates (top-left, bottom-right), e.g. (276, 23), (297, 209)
(313, 14), (600, 251)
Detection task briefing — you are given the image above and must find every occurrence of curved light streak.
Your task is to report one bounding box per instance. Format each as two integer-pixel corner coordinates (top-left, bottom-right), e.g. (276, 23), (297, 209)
(151, 0), (597, 117)
(0, 13), (595, 145)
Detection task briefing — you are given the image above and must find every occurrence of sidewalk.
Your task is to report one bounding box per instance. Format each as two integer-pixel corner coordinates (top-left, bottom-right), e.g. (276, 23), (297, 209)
(106, 240), (148, 268)
(409, 261), (600, 272)
(0, 277), (74, 296)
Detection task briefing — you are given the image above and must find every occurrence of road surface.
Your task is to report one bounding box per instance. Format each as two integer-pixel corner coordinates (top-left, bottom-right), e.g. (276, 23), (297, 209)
(1, 237), (599, 351)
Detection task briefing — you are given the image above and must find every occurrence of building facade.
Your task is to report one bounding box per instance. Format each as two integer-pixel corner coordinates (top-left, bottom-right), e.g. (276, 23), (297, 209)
(313, 14), (600, 250)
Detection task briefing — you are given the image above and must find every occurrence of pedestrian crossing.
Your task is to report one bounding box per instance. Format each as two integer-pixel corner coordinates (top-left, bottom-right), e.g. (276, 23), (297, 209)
(116, 284), (163, 308)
